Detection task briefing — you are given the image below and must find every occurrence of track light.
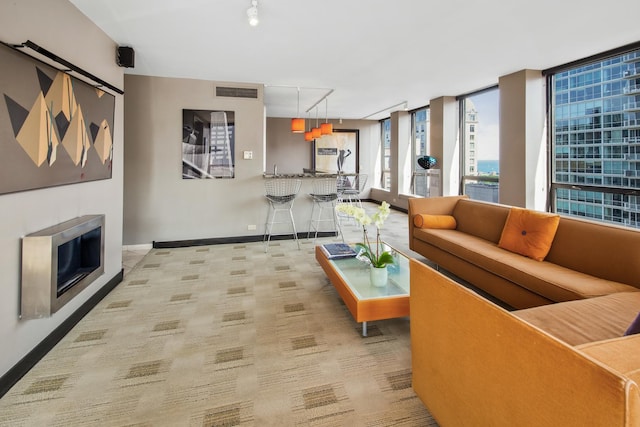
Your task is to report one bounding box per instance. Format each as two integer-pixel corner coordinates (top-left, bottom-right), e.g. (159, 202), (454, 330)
(247, 0), (259, 26)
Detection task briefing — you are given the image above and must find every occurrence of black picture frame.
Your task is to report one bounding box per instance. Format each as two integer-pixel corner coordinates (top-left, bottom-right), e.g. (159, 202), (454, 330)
(182, 109), (235, 179)
(313, 129), (359, 174)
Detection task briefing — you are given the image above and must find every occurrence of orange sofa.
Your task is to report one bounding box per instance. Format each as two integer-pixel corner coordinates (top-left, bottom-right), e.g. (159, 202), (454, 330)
(408, 195), (640, 309)
(410, 260), (640, 427)
(408, 196), (640, 425)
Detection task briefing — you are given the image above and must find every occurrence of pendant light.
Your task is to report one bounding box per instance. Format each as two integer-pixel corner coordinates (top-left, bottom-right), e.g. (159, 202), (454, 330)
(311, 107), (321, 138)
(291, 87), (305, 133)
(304, 111), (314, 141)
(321, 97), (333, 135)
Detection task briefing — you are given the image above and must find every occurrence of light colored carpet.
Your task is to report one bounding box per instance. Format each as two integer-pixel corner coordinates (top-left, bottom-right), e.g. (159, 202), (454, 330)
(0, 204), (438, 426)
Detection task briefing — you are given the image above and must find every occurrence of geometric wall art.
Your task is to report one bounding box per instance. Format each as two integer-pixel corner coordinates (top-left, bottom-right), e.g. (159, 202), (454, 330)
(0, 43), (115, 195)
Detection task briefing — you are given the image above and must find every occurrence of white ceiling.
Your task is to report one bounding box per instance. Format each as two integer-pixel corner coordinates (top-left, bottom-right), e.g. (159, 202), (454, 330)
(69, 0), (640, 120)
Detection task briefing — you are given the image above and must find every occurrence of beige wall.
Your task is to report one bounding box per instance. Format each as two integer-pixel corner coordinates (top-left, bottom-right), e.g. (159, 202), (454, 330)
(266, 118), (380, 178)
(123, 102), (381, 245)
(265, 118), (313, 174)
(123, 75), (266, 245)
(0, 0), (124, 377)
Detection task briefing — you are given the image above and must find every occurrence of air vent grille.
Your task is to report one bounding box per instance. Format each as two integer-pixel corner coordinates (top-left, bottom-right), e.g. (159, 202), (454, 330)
(216, 86), (258, 99)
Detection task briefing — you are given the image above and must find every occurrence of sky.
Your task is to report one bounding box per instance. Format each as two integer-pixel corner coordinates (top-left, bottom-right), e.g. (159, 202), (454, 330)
(468, 89), (499, 160)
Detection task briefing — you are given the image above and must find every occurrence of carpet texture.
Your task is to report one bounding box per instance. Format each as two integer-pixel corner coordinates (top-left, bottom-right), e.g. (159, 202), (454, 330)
(0, 206), (437, 426)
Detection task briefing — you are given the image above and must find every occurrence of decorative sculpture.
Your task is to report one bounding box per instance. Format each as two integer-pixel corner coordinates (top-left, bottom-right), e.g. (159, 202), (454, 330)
(417, 155), (437, 169)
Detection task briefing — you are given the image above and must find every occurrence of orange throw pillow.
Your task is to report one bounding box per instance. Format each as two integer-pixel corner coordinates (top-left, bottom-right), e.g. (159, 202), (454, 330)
(413, 214), (457, 229)
(498, 208), (560, 261)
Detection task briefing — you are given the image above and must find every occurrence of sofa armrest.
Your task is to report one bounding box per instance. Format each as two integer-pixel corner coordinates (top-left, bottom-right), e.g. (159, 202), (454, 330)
(410, 258), (638, 427)
(407, 195), (468, 251)
(578, 335), (640, 379)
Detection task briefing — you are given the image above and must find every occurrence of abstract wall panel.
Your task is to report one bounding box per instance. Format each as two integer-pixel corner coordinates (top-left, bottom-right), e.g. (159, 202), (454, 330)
(0, 43), (115, 195)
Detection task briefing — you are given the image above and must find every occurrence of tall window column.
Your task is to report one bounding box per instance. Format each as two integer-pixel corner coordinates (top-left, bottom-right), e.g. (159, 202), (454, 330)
(429, 96), (459, 196)
(499, 69), (546, 209)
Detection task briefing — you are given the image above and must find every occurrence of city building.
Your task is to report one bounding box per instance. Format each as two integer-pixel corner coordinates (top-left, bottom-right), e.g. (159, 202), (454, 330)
(552, 49), (640, 228)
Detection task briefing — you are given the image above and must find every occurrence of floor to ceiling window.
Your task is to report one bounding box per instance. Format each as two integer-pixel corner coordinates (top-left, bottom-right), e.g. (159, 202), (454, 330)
(381, 118), (391, 190)
(548, 44), (640, 229)
(409, 107), (435, 196)
(458, 87), (500, 202)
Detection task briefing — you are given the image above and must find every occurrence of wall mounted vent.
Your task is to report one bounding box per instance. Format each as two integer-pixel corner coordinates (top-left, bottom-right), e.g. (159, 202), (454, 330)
(215, 86), (258, 99)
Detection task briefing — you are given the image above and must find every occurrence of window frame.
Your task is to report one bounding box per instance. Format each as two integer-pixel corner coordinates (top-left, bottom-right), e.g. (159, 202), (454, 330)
(456, 85), (500, 199)
(544, 41), (640, 227)
(380, 117), (391, 190)
(409, 106), (430, 195)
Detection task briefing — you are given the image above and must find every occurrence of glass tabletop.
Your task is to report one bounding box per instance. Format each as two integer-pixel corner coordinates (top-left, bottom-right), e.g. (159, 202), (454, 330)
(328, 243), (410, 300)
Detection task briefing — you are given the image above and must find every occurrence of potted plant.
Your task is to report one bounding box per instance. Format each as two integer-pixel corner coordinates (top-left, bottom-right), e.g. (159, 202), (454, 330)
(336, 201), (394, 287)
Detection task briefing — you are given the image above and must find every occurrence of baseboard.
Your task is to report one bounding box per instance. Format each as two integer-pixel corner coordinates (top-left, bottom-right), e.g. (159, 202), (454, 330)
(361, 198), (408, 214)
(0, 269), (124, 398)
(123, 243), (153, 251)
(153, 231), (338, 248)
(153, 200), (404, 249)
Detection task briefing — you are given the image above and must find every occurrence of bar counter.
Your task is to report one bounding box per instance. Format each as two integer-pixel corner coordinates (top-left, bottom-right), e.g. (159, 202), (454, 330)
(260, 173), (362, 240)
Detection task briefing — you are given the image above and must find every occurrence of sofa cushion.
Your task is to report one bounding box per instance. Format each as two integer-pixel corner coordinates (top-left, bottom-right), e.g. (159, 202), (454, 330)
(413, 214), (457, 229)
(452, 199), (509, 243)
(514, 292), (640, 346)
(498, 208), (560, 261)
(413, 228), (640, 302)
(545, 216), (640, 290)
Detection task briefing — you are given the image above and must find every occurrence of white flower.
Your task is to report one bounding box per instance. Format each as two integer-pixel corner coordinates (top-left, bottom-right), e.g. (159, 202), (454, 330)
(337, 201), (394, 268)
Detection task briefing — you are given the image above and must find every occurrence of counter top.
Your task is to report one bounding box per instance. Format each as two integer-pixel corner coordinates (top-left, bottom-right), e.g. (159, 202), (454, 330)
(263, 173), (355, 179)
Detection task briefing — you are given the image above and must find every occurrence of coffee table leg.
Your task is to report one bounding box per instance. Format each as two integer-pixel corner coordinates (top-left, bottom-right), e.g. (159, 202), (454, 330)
(362, 321), (367, 337)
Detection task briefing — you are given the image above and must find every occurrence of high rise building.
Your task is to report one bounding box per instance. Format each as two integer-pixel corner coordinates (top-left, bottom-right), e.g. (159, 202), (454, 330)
(464, 99), (479, 176)
(551, 49), (640, 228)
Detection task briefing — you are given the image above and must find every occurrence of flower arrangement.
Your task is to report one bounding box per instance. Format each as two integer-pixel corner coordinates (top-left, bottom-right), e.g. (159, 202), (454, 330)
(336, 201), (394, 268)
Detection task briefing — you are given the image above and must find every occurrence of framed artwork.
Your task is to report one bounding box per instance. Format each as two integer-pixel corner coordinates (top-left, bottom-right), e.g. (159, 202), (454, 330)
(182, 109), (235, 179)
(0, 43), (115, 195)
(313, 129), (359, 174)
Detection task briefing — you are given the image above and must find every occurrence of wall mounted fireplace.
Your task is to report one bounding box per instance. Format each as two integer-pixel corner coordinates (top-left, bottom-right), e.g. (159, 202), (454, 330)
(21, 215), (105, 319)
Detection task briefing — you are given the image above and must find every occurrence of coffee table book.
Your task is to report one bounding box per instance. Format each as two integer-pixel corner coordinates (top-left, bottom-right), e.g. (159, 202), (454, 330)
(320, 243), (357, 259)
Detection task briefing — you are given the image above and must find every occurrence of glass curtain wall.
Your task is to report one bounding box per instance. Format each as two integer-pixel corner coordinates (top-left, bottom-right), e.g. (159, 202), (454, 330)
(381, 118), (391, 190)
(458, 87), (500, 202)
(548, 45), (640, 229)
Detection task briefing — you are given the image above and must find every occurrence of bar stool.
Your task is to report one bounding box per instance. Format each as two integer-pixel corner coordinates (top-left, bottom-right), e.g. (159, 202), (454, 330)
(264, 179), (302, 252)
(337, 173), (368, 208)
(307, 178), (343, 242)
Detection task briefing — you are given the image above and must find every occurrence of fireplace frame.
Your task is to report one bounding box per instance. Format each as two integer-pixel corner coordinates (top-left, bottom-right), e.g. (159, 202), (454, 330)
(20, 215), (105, 319)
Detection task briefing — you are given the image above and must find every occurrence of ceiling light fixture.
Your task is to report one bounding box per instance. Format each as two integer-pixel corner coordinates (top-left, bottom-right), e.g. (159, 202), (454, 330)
(312, 107), (322, 139)
(247, 0), (259, 27)
(321, 97), (333, 135)
(304, 112), (314, 141)
(362, 100), (408, 120)
(291, 87), (305, 133)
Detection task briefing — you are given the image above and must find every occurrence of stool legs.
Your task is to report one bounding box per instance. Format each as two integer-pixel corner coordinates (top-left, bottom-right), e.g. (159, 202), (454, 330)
(263, 201), (300, 252)
(307, 200), (343, 242)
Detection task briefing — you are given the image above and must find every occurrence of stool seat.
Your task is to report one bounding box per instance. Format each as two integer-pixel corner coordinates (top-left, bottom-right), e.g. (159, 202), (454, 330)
(337, 173), (367, 208)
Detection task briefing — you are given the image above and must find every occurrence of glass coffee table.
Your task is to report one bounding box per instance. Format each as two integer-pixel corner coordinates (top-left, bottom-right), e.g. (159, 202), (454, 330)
(315, 243), (410, 336)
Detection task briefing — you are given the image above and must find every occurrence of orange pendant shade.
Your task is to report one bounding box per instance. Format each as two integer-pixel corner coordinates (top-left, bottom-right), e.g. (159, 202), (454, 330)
(291, 118), (305, 133)
(320, 122), (333, 135)
(304, 131), (314, 141)
(312, 127), (322, 138)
